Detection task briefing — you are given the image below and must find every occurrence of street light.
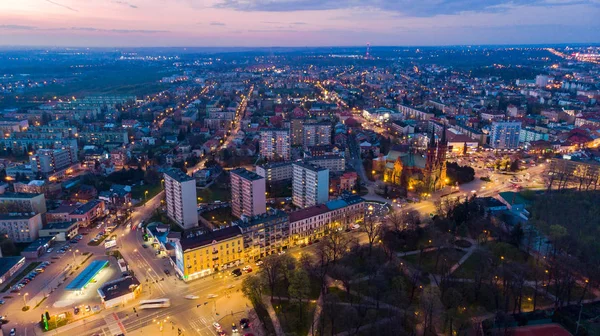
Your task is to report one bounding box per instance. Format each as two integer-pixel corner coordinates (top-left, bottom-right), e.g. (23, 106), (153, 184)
(70, 249), (79, 264)
(22, 292), (29, 308)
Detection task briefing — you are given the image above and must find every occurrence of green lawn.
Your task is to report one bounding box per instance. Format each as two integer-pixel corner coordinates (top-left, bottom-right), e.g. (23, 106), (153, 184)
(132, 183), (162, 204)
(0, 261), (42, 292)
(273, 300), (317, 336)
(402, 248), (466, 274)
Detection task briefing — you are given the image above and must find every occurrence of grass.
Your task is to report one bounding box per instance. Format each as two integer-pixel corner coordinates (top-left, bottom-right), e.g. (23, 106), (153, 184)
(547, 283), (595, 302)
(273, 300), (317, 336)
(197, 186), (231, 203)
(200, 206), (238, 227)
(0, 261), (42, 292)
(327, 286), (363, 304)
(402, 248), (466, 275)
(106, 249), (123, 260)
(80, 253), (94, 266)
(132, 183), (162, 204)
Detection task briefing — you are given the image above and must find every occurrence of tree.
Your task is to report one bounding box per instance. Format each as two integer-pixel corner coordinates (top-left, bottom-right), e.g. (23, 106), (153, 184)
(419, 286), (443, 333)
(288, 269), (310, 323)
(259, 255), (283, 300)
(321, 293), (342, 336)
(361, 216), (381, 255)
(241, 274), (265, 304)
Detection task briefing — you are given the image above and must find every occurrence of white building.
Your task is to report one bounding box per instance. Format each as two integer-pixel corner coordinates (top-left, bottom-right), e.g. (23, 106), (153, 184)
(29, 149), (76, 175)
(259, 129), (291, 160)
(489, 121), (522, 149)
(303, 123), (331, 147)
(255, 162), (293, 182)
(305, 155), (346, 173)
(230, 168), (266, 219)
(292, 162), (329, 208)
(164, 169), (198, 229)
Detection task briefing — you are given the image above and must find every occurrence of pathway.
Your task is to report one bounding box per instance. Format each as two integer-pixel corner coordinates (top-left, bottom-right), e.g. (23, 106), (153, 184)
(262, 295), (285, 336)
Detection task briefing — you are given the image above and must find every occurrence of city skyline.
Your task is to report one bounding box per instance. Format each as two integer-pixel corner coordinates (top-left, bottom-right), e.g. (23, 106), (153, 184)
(1, 0), (599, 47)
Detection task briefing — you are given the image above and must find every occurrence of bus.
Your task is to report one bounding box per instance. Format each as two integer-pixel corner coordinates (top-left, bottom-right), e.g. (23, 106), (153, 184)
(138, 298), (171, 309)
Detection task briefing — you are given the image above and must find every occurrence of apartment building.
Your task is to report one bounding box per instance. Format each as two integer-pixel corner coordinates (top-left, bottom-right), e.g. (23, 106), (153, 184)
(303, 123), (332, 147)
(164, 169), (198, 229)
(306, 155), (346, 173)
(0, 212), (43, 243)
(255, 162), (293, 183)
(30, 148), (76, 175)
(292, 162), (330, 208)
(489, 121), (522, 149)
(174, 226), (244, 281)
(233, 210), (289, 261)
(259, 128), (291, 160)
(289, 194), (365, 245)
(0, 192), (47, 214)
(230, 168), (266, 219)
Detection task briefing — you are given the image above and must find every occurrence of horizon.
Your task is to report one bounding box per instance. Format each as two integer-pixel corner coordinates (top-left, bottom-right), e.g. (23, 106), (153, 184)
(1, 0), (599, 47)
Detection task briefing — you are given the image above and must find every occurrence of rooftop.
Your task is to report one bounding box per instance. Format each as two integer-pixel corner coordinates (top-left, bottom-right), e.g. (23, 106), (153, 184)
(259, 161), (293, 169)
(293, 161), (328, 172)
(71, 199), (103, 215)
(231, 168), (264, 181)
(0, 256), (25, 276)
(180, 226), (243, 251)
(233, 209), (288, 229)
(163, 168), (195, 182)
(65, 259), (109, 291)
(288, 204), (329, 222)
(41, 221), (78, 230)
(0, 192), (43, 199)
(0, 212), (38, 220)
(97, 276), (141, 302)
(22, 237), (54, 252)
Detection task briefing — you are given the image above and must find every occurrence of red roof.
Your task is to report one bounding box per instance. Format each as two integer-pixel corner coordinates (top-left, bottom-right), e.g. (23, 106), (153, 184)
(288, 204), (329, 222)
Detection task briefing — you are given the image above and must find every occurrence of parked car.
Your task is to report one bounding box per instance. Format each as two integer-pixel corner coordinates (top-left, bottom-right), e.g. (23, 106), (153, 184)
(231, 268), (242, 277)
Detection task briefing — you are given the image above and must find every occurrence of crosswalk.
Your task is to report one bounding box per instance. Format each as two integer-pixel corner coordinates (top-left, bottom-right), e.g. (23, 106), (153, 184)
(104, 313), (127, 336)
(188, 316), (217, 336)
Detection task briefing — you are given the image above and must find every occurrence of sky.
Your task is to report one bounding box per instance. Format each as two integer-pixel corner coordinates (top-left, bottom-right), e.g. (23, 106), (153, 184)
(0, 0), (599, 47)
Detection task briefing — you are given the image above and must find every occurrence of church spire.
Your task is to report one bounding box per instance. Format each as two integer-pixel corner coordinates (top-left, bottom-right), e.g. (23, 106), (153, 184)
(428, 129), (436, 148)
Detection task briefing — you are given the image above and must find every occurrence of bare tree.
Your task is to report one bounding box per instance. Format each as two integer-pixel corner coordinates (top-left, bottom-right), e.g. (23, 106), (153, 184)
(260, 254), (283, 300)
(362, 216), (382, 255)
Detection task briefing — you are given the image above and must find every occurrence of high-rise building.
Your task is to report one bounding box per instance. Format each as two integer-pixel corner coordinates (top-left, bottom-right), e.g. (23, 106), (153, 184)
(29, 149), (76, 175)
(164, 169), (198, 229)
(259, 129), (291, 160)
(303, 123), (332, 147)
(290, 119), (304, 146)
(489, 121), (522, 149)
(230, 168), (266, 219)
(292, 162), (329, 208)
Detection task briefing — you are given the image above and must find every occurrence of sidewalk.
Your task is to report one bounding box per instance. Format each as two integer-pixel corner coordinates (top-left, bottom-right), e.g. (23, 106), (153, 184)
(262, 295), (285, 336)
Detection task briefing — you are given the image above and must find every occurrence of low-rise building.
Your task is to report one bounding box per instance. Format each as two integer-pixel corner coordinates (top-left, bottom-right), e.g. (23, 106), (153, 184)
(0, 256), (26, 285)
(305, 155), (346, 173)
(69, 199), (105, 227)
(256, 162), (293, 182)
(0, 212), (43, 242)
(38, 221), (78, 241)
(97, 276), (142, 309)
(175, 226), (245, 282)
(13, 180), (62, 199)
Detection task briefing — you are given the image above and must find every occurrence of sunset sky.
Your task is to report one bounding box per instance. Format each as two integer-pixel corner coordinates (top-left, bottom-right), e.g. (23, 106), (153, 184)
(0, 0), (599, 47)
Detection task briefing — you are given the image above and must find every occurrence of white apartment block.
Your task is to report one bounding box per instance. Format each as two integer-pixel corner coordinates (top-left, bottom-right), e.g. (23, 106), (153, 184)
(306, 155), (346, 173)
(292, 162), (329, 208)
(255, 162), (293, 182)
(0, 212), (43, 243)
(303, 123), (331, 147)
(260, 129), (291, 160)
(230, 168), (266, 219)
(489, 121), (522, 149)
(164, 169), (198, 230)
(30, 149), (76, 175)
